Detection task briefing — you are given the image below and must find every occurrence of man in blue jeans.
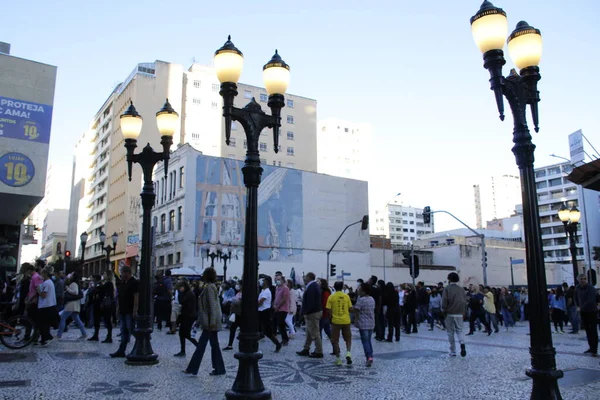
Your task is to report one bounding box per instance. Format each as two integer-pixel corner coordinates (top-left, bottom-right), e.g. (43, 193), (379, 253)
(110, 266), (138, 358)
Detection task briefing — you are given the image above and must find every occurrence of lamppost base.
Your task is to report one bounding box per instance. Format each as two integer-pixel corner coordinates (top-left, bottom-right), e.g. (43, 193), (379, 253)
(526, 367), (563, 400)
(125, 328), (159, 366)
(225, 350), (271, 400)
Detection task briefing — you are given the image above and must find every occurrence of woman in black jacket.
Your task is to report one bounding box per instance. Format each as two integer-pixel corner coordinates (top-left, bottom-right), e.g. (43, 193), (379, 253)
(174, 280), (198, 357)
(403, 285), (418, 334)
(383, 282), (401, 342)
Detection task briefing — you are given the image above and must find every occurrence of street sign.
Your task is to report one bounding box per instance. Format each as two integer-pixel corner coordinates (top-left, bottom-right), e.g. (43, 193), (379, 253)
(511, 259), (524, 264)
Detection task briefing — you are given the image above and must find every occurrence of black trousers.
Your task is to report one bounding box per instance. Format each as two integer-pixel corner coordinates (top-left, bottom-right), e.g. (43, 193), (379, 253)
(93, 305), (113, 338)
(227, 317), (240, 347)
(551, 308), (565, 331)
(469, 309), (490, 333)
(581, 311), (598, 354)
(405, 309), (417, 333)
(37, 306), (57, 343)
(259, 309), (280, 346)
(386, 307), (401, 340)
(374, 308), (385, 339)
(179, 317), (197, 353)
(275, 311), (289, 342)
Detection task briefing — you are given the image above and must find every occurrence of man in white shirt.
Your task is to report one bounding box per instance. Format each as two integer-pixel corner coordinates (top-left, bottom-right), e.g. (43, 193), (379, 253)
(37, 267), (57, 346)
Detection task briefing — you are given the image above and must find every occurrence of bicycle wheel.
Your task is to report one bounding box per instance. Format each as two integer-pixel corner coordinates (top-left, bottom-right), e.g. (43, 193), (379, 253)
(0, 316), (35, 349)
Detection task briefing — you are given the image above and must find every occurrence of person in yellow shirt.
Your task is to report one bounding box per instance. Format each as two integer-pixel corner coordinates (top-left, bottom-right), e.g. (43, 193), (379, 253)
(483, 286), (499, 334)
(326, 281), (353, 366)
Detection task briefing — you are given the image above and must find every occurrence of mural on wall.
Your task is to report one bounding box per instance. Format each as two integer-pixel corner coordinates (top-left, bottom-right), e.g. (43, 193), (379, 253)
(195, 156), (303, 262)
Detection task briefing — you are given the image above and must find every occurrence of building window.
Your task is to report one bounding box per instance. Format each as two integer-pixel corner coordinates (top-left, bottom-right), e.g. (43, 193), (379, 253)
(176, 252), (181, 264)
(153, 216), (158, 228)
(259, 93), (268, 102)
(212, 83), (220, 92)
(272, 161), (276, 166)
(287, 115), (294, 124)
(177, 206), (182, 230)
(193, 80), (201, 88)
(287, 147), (294, 156)
(159, 256), (165, 266)
(211, 101), (218, 108)
(228, 154), (236, 159)
(409, 213), (414, 217)
(161, 214), (166, 233)
(278, 161), (281, 166)
(260, 158), (267, 165)
(260, 142), (267, 151)
(229, 138), (236, 147)
(244, 90), (252, 99)
(287, 99), (294, 108)
(192, 98), (201, 105)
(169, 210), (175, 231)
(287, 131), (294, 140)
(179, 166), (184, 188)
(167, 254), (173, 265)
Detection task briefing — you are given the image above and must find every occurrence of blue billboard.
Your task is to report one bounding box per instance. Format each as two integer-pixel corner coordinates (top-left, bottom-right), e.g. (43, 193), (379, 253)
(0, 95), (53, 144)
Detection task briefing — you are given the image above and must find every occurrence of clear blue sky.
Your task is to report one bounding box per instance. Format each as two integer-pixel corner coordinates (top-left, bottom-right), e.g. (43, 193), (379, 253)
(3, 0), (599, 231)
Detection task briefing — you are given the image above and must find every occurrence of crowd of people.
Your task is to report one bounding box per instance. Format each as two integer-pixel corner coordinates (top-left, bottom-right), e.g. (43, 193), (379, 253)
(2, 261), (599, 375)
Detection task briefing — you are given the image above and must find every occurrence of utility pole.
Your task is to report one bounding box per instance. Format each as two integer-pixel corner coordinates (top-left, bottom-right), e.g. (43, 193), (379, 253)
(509, 257), (515, 291)
(382, 236), (386, 282)
(410, 243), (415, 287)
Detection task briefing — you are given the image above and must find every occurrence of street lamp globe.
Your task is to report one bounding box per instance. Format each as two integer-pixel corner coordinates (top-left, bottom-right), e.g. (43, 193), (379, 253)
(558, 204), (571, 223)
(99, 231), (107, 244)
(80, 232), (88, 244)
(470, 1), (508, 53)
(111, 232), (119, 246)
(120, 102), (143, 139)
(214, 35), (244, 84)
(508, 21), (542, 70)
(569, 206), (581, 224)
(156, 99), (179, 137)
(263, 50), (290, 95)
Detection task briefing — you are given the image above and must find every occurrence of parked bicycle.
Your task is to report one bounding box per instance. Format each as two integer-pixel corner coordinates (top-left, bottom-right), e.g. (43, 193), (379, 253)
(0, 302), (35, 349)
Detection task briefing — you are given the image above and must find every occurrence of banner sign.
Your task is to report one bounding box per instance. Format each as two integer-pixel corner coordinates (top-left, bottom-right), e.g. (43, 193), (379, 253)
(0, 152), (35, 187)
(0, 95), (53, 143)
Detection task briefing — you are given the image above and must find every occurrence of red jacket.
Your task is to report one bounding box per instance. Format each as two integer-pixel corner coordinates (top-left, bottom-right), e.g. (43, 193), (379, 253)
(321, 290), (330, 319)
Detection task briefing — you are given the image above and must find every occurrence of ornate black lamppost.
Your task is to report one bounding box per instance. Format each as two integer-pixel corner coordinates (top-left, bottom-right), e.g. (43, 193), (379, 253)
(214, 35), (290, 400)
(558, 204), (581, 283)
(79, 232), (88, 274)
(119, 98), (179, 366)
(471, 2), (563, 398)
(221, 244), (232, 281)
(99, 231), (118, 272)
(207, 241), (222, 268)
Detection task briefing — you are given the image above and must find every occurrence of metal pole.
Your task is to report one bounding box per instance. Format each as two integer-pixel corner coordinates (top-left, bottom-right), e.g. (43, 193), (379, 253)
(382, 236), (386, 282)
(410, 243), (415, 287)
(510, 257), (515, 291)
(481, 235), (487, 286)
(567, 225), (579, 284)
(326, 252), (329, 280)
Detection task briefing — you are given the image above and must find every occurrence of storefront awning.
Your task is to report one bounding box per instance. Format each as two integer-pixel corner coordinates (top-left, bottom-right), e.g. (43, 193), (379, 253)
(567, 159), (600, 192)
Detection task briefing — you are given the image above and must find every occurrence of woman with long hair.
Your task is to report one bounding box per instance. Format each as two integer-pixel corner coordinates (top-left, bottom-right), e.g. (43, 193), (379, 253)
(319, 279), (332, 341)
(382, 282), (401, 341)
(184, 267), (226, 376)
(550, 286), (567, 334)
(56, 272), (87, 340)
(286, 279), (297, 338)
(174, 280), (198, 357)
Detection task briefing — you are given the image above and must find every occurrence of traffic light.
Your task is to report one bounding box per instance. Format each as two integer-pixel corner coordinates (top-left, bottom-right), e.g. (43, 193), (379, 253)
(330, 264), (337, 277)
(65, 250), (71, 261)
(360, 215), (369, 231)
(423, 206), (431, 224)
(411, 255), (420, 279)
(483, 251), (487, 268)
(402, 251), (412, 266)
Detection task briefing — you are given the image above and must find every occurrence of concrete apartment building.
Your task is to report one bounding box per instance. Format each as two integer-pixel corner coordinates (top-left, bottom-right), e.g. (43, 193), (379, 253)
(373, 202), (435, 247)
(69, 60), (317, 273)
(316, 118), (372, 181)
(40, 209), (68, 262)
(0, 42), (57, 275)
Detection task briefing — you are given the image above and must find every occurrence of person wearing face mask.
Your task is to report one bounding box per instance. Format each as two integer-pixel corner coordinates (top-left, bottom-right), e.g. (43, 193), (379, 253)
(258, 276), (282, 352)
(223, 282), (242, 350)
(274, 275), (291, 345)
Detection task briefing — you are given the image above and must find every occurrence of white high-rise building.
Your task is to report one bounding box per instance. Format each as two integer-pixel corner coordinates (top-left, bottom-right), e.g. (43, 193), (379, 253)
(473, 174), (521, 229)
(373, 202), (434, 246)
(316, 118), (372, 181)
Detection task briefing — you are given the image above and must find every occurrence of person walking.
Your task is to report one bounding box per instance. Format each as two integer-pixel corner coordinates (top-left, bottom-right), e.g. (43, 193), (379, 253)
(429, 288), (446, 331)
(368, 276), (384, 341)
(56, 272), (87, 340)
(258, 276), (282, 353)
(575, 274), (598, 356)
(353, 282), (375, 367)
(383, 282), (401, 341)
(174, 280), (198, 357)
(109, 266), (138, 358)
(466, 286), (490, 335)
(223, 282), (242, 351)
(327, 281), (353, 366)
(499, 287), (516, 331)
(296, 272), (323, 358)
(285, 279), (297, 338)
(483, 286), (499, 334)
(274, 275), (290, 346)
(184, 267), (226, 376)
(403, 284), (418, 334)
(36, 266), (57, 346)
(565, 285), (579, 334)
(550, 286), (567, 334)
(442, 272), (467, 357)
